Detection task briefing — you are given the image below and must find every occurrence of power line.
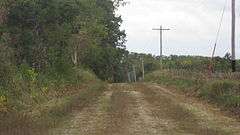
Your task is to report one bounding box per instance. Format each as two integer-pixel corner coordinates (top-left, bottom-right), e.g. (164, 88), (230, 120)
(215, 0), (228, 46)
(211, 0), (228, 58)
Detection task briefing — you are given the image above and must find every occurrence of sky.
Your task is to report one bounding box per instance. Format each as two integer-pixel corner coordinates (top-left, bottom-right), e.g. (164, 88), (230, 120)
(117, 0), (240, 58)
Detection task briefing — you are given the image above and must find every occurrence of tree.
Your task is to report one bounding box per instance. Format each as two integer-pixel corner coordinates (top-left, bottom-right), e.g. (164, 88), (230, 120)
(2, 0), (127, 82)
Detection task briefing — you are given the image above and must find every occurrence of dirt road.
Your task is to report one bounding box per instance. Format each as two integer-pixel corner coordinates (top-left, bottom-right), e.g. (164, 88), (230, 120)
(49, 83), (240, 135)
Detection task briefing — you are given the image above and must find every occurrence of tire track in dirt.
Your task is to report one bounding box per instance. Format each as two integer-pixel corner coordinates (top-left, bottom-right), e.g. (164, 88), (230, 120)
(49, 90), (113, 135)
(139, 83), (240, 135)
(152, 84), (240, 134)
(127, 90), (176, 135)
(105, 89), (158, 135)
(105, 84), (181, 135)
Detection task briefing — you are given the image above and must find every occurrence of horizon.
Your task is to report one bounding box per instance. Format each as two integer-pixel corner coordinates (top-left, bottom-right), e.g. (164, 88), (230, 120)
(128, 51), (233, 59)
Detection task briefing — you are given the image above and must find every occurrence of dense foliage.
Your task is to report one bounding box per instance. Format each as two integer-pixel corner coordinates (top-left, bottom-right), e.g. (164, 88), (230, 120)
(0, 0), (127, 84)
(0, 0), (128, 113)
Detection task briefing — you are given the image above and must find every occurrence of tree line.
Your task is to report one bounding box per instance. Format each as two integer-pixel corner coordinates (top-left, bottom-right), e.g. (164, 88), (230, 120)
(0, 0), (129, 86)
(127, 52), (239, 80)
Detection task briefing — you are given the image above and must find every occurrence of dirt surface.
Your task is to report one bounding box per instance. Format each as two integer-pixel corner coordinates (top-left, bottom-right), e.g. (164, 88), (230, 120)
(49, 83), (240, 135)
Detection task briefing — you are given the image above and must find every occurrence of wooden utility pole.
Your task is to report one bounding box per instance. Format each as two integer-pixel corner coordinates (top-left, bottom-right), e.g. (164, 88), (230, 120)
(132, 65), (137, 82)
(141, 57), (145, 80)
(231, 0), (236, 72)
(153, 26), (170, 67)
(127, 72), (131, 83)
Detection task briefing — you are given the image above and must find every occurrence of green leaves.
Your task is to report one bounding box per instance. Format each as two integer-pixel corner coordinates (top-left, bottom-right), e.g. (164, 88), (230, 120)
(2, 0), (127, 82)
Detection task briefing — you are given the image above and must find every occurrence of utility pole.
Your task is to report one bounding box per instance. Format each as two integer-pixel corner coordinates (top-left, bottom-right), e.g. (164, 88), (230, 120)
(132, 65), (137, 82)
(127, 72), (131, 83)
(153, 25), (170, 68)
(231, 0), (236, 72)
(141, 57), (145, 80)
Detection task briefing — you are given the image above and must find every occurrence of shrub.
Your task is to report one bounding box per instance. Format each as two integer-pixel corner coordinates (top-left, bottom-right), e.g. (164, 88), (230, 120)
(200, 80), (240, 108)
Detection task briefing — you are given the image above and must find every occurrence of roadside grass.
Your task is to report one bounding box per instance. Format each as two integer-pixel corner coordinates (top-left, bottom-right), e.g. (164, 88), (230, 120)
(200, 80), (240, 112)
(145, 70), (240, 116)
(0, 69), (106, 135)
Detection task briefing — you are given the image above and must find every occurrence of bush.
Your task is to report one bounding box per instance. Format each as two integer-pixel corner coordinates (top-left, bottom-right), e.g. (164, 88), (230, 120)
(200, 80), (240, 108)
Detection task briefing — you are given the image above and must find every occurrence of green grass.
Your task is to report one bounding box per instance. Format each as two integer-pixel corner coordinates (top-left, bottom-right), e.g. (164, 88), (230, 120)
(200, 80), (240, 108)
(146, 71), (203, 92)
(145, 70), (240, 116)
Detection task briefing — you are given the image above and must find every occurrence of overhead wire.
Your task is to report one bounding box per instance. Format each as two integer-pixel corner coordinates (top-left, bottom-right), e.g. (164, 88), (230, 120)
(211, 0), (228, 58)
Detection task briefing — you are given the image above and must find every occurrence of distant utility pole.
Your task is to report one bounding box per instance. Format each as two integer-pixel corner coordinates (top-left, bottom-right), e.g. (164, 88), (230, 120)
(152, 25), (170, 67)
(132, 65), (137, 82)
(127, 72), (131, 83)
(141, 57), (145, 80)
(231, 0), (236, 72)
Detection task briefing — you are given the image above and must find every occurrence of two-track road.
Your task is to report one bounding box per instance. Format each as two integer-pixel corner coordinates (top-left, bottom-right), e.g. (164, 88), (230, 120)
(49, 83), (240, 135)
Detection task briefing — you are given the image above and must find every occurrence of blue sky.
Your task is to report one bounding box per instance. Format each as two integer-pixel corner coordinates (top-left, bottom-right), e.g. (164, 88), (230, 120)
(118, 0), (240, 57)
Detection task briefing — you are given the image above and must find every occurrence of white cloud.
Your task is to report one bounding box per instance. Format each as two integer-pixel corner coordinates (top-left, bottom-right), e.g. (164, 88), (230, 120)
(118, 0), (240, 57)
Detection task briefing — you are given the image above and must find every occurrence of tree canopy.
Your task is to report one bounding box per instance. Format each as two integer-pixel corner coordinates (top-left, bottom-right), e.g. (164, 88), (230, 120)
(0, 0), (127, 82)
